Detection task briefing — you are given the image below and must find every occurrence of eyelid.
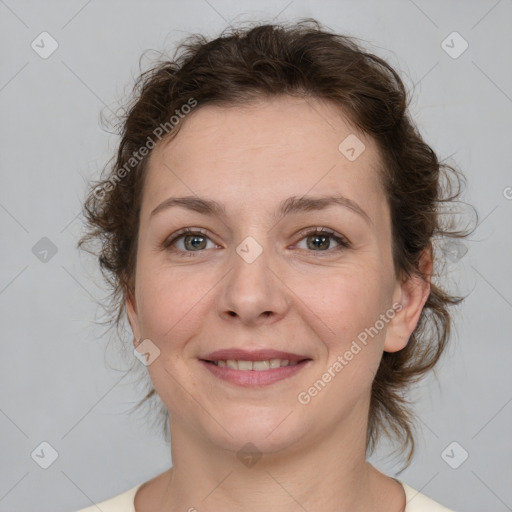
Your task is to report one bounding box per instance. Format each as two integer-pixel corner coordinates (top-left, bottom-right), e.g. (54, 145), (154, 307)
(162, 226), (351, 254)
(292, 226), (351, 252)
(162, 227), (217, 250)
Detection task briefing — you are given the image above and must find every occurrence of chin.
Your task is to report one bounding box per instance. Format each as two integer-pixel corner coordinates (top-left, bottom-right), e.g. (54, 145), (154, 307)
(201, 411), (308, 456)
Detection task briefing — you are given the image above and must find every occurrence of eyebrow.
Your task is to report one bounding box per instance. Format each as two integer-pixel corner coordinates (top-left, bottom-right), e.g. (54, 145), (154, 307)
(150, 194), (372, 225)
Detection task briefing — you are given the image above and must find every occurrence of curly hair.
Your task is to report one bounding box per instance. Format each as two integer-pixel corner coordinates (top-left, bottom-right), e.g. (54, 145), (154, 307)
(78, 19), (475, 465)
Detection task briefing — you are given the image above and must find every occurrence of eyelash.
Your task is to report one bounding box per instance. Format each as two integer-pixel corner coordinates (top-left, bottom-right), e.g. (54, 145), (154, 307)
(162, 227), (351, 257)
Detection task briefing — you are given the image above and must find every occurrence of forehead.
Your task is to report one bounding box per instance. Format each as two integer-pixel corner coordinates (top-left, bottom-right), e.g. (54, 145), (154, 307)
(142, 96), (386, 223)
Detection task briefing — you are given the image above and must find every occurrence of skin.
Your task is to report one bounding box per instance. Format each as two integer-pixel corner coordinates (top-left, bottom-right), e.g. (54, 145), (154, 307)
(126, 95), (431, 512)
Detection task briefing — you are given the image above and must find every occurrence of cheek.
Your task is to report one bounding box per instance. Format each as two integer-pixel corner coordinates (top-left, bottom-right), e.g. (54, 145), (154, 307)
(134, 259), (217, 345)
(305, 266), (386, 335)
(301, 274), (390, 409)
(302, 263), (391, 380)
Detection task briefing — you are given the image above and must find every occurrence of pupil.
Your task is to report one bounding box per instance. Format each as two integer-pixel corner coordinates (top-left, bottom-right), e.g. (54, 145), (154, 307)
(186, 235), (206, 250)
(309, 235), (329, 250)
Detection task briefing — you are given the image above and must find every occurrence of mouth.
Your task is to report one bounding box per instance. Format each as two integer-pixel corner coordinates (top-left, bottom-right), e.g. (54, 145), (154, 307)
(202, 358), (306, 370)
(199, 349), (312, 387)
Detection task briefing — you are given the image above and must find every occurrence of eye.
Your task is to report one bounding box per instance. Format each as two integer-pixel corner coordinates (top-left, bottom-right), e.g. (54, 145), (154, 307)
(294, 227), (350, 253)
(162, 227), (350, 256)
(163, 228), (219, 254)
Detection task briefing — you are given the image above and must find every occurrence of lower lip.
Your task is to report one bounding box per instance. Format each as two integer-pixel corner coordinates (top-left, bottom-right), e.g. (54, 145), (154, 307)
(200, 360), (310, 387)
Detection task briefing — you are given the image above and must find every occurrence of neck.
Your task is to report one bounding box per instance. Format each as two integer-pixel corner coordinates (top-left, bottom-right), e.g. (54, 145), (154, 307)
(159, 413), (398, 512)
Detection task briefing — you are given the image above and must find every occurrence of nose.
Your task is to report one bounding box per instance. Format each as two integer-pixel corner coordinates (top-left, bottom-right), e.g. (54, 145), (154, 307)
(217, 241), (290, 326)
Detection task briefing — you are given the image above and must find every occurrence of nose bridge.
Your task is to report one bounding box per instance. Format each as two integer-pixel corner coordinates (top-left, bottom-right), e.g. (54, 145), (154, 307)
(217, 233), (288, 324)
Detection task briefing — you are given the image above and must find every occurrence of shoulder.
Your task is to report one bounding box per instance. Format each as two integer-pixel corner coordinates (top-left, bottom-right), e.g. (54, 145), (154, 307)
(74, 483), (143, 512)
(402, 482), (457, 512)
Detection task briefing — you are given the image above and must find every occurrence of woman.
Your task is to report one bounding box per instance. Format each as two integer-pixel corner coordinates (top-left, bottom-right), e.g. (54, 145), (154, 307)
(77, 19), (470, 512)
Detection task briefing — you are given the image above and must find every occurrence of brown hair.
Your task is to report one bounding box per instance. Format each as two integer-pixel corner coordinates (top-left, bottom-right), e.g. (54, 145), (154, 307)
(79, 19), (475, 465)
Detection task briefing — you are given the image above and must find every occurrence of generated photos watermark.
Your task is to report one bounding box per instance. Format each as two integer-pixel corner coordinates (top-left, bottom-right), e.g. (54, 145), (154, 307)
(94, 97), (197, 199)
(297, 302), (403, 405)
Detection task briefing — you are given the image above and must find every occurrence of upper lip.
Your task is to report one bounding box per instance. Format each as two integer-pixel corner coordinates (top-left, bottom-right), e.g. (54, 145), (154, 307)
(200, 349), (310, 363)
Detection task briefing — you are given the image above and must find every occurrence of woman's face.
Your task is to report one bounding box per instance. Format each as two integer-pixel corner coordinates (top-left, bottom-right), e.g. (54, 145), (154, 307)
(127, 96), (425, 455)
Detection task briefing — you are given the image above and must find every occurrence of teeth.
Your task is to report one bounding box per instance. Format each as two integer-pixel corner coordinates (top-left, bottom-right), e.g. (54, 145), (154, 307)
(215, 359), (299, 370)
(237, 360), (253, 370)
(253, 360), (270, 371)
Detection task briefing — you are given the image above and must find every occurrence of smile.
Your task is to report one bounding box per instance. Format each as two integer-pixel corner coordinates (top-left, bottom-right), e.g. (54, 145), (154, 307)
(210, 359), (299, 370)
(200, 358), (311, 386)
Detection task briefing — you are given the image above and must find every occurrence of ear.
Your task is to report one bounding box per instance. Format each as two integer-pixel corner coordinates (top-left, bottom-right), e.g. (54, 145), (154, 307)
(125, 288), (142, 345)
(384, 248), (432, 353)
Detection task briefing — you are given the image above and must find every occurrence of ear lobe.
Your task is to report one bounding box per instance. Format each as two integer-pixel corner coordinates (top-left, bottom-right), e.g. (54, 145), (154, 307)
(384, 249), (432, 353)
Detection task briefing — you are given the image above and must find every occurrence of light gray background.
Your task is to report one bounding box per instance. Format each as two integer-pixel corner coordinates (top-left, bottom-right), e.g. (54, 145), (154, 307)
(1, 1), (511, 511)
